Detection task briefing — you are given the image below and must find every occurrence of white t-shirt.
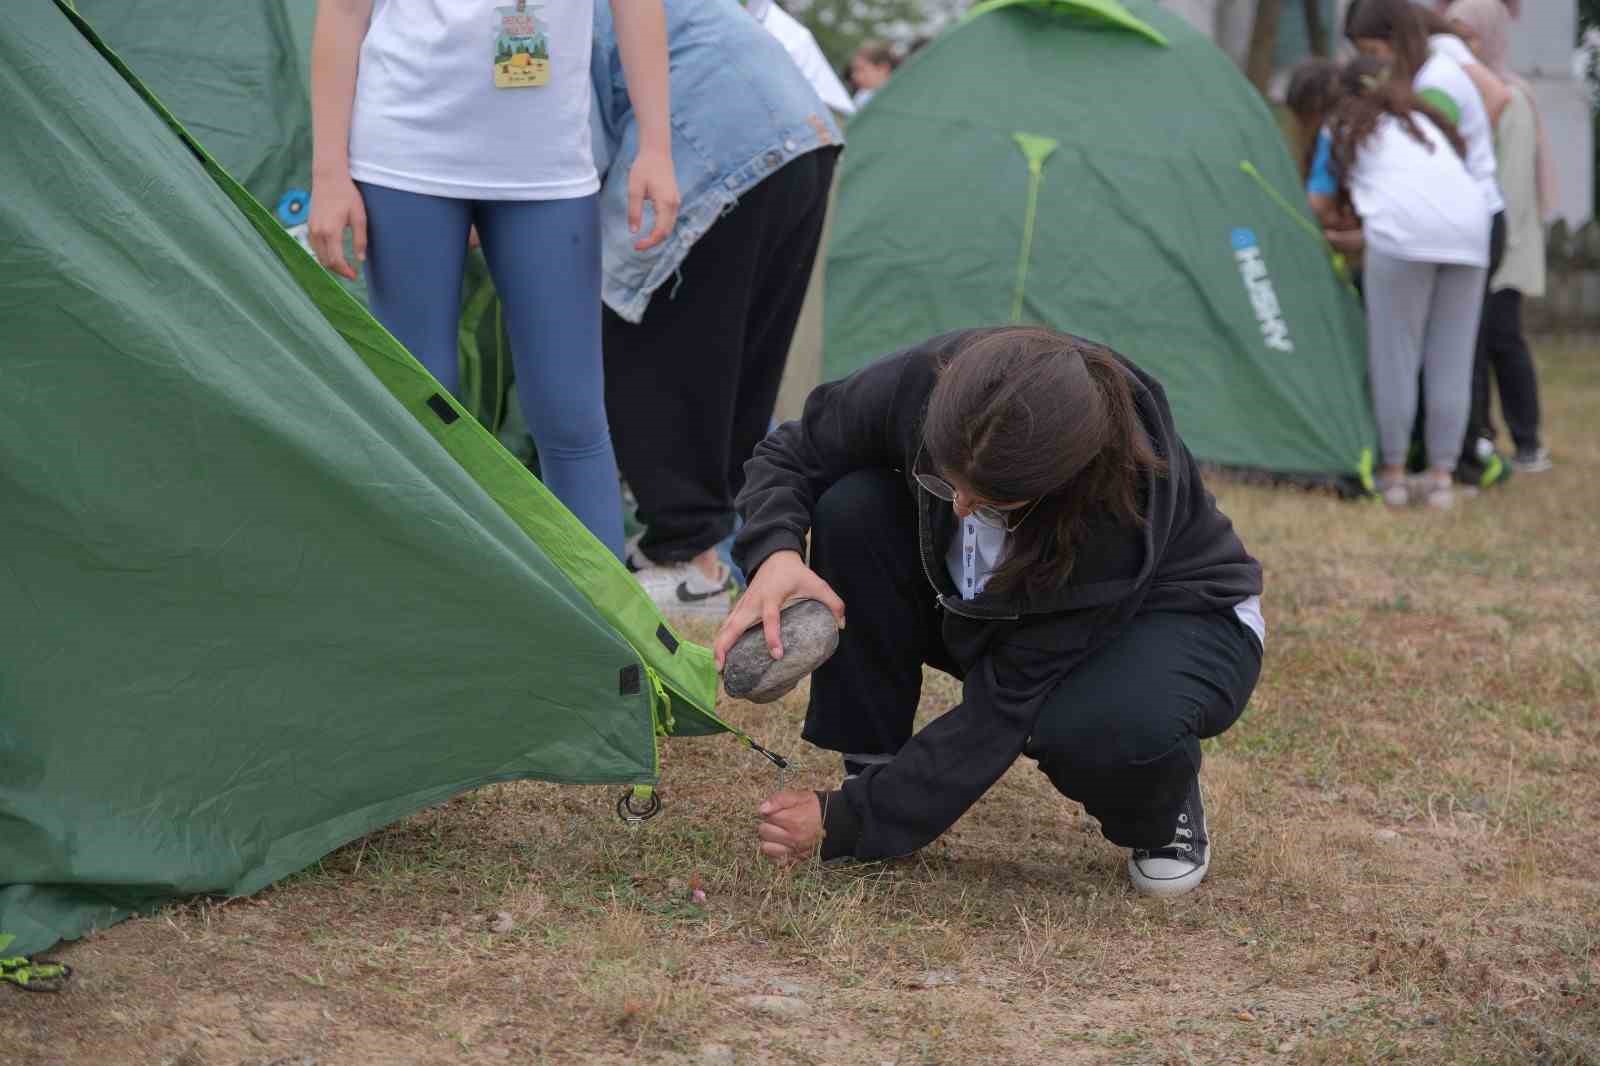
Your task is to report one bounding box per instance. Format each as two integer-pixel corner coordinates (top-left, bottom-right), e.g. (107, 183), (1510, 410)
(1416, 41), (1504, 215)
(348, 0), (598, 200)
(944, 520), (1266, 647)
(745, 0), (855, 115)
(1346, 113), (1489, 266)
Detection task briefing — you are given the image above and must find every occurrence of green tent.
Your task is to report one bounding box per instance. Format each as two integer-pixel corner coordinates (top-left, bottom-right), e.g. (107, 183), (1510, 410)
(825, 0), (1376, 491)
(0, 1), (751, 959)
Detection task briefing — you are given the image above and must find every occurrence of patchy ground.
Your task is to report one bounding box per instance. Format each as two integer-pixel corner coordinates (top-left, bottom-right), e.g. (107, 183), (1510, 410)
(7, 340), (1598, 1066)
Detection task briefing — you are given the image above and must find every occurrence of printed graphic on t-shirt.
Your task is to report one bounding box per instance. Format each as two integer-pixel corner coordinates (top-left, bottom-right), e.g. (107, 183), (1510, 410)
(493, 4), (550, 88)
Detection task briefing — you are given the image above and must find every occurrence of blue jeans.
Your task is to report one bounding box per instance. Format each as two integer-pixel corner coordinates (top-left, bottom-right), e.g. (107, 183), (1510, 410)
(358, 182), (623, 559)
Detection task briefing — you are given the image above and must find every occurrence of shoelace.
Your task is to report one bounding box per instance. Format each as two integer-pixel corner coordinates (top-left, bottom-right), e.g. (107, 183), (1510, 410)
(1136, 812), (1195, 860)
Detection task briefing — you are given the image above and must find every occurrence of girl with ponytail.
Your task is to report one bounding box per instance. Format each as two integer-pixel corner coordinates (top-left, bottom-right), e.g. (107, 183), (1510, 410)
(714, 327), (1264, 898)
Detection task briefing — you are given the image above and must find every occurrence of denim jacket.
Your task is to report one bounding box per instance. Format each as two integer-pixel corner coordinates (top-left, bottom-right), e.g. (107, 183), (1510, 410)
(590, 0), (843, 323)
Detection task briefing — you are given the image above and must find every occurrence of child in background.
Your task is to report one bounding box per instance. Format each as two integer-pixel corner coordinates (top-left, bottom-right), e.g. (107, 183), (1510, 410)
(1313, 59), (1489, 510)
(849, 41), (897, 110)
(1288, 58), (1366, 280)
(1447, 0), (1554, 473)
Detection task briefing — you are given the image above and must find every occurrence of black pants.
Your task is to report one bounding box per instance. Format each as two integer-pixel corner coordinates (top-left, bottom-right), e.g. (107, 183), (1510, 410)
(1474, 288), (1543, 452)
(804, 469), (1262, 850)
(1461, 210), (1508, 459)
(603, 148), (838, 563)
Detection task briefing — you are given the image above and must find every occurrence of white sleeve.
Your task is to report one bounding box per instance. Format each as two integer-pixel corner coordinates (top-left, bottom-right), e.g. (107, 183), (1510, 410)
(759, 5), (857, 115)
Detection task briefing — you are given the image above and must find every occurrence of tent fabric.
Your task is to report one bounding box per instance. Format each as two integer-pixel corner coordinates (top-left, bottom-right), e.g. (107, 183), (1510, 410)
(71, 0), (315, 218)
(0, 1), (723, 958)
(823, 0), (1375, 489)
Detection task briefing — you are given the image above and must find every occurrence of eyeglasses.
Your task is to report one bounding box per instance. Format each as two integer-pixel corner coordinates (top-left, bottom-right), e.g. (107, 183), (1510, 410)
(913, 444), (1041, 532)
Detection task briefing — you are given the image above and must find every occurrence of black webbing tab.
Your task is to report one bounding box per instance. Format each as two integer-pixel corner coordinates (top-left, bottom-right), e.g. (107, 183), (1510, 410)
(619, 664), (642, 697)
(656, 625), (679, 654)
(426, 393), (460, 424)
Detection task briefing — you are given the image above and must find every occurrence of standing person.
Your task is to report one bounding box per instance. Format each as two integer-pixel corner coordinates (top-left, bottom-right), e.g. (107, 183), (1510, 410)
(308, 0), (678, 561)
(593, 0), (842, 618)
(849, 41), (897, 110)
(714, 327), (1264, 897)
(1416, 5), (1511, 122)
(1345, 0), (1509, 485)
(1448, 0), (1555, 472)
(1312, 59), (1490, 508)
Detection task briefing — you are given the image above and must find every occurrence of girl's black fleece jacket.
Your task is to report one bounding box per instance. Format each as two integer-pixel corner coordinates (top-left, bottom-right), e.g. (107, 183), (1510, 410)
(731, 330), (1263, 861)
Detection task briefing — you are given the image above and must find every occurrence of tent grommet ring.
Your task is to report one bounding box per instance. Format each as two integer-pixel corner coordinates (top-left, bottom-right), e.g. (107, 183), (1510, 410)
(617, 788), (662, 824)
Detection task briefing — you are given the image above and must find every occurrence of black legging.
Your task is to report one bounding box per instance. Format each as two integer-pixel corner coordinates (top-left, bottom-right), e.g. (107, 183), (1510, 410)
(1474, 288), (1544, 453)
(1460, 210), (1508, 461)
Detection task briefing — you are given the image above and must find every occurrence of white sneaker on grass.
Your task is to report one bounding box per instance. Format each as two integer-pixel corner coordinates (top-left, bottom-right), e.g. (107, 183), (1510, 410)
(626, 537), (734, 620)
(1128, 777), (1211, 898)
(1511, 446), (1552, 474)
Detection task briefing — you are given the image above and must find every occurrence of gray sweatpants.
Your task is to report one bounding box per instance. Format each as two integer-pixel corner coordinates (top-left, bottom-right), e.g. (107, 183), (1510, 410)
(1363, 250), (1487, 470)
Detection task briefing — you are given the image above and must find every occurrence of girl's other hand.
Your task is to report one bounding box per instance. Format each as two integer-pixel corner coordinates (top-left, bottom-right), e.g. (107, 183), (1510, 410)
(628, 147), (680, 252)
(755, 790), (823, 864)
(308, 176), (367, 280)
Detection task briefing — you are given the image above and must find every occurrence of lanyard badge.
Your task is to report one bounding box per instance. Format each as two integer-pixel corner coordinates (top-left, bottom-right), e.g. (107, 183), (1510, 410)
(494, 1), (550, 88)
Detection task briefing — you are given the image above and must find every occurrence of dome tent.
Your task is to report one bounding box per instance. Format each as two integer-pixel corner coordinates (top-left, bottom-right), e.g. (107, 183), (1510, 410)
(823, 0), (1376, 491)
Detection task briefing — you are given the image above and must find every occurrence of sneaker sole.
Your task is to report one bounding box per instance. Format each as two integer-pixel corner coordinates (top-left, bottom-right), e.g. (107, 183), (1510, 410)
(1127, 853), (1211, 898)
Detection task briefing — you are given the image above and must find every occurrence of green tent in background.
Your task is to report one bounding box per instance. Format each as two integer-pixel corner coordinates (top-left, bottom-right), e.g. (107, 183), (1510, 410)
(72, 0), (522, 444)
(825, 0), (1376, 492)
(0, 1), (746, 958)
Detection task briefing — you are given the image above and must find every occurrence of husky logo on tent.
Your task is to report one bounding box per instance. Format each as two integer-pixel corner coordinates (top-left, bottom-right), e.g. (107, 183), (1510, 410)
(1231, 228), (1294, 354)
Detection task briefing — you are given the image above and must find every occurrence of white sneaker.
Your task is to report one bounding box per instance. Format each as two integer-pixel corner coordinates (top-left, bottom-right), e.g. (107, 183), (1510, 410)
(1511, 446), (1552, 474)
(626, 538), (734, 619)
(1128, 778), (1211, 898)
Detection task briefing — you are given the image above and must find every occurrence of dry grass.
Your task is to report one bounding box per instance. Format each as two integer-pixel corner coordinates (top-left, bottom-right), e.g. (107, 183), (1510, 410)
(8, 339), (1599, 1066)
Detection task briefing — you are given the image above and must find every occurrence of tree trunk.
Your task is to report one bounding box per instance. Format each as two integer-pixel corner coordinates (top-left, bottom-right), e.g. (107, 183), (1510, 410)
(1304, 0), (1329, 57)
(1245, 0), (1283, 94)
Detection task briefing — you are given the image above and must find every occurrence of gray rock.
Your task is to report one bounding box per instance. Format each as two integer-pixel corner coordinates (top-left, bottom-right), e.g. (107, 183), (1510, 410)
(489, 911), (516, 933)
(735, 994), (809, 1018)
(1374, 828), (1400, 843)
(722, 599), (839, 703)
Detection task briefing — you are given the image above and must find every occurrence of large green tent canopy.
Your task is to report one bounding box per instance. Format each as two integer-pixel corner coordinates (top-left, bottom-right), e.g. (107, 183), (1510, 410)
(0, 1), (733, 958)
(824, 0), (1376, 490)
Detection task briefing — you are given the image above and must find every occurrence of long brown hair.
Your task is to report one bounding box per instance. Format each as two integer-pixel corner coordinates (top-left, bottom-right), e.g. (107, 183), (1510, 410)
(921, 327), (1166, 598)
(1344, 0), (1432, 81)
(1285, 58), (1344, 176)
(1327, 56), (1467, 177)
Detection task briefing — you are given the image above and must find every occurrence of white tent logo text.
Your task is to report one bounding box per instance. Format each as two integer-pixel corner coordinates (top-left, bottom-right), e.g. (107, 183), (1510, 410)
(1231, 228), (1294, 354)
